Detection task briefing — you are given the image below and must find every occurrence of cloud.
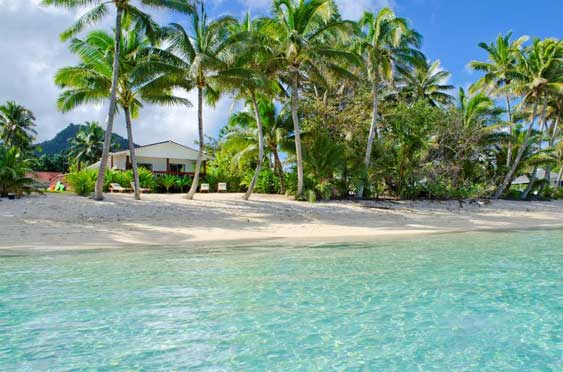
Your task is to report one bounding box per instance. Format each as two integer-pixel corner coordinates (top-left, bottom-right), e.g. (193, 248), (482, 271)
(0, 0), (231, 146)
(233, 0), (395, 19)
(335, 0), (395, 19)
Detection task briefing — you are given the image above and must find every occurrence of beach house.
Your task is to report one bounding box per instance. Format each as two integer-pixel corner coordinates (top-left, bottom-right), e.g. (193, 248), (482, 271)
(90, 140), (213, 176)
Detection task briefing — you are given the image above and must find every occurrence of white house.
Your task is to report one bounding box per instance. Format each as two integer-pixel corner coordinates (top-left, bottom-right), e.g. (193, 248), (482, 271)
(90, 140), (213, 175)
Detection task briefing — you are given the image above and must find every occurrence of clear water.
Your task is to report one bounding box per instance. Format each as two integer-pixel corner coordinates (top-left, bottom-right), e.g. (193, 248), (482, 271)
(1, 231), (562, 371)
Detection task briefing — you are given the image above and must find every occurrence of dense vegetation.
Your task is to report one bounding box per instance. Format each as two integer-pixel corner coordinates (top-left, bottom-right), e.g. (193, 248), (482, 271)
(3, 0), (562, 201)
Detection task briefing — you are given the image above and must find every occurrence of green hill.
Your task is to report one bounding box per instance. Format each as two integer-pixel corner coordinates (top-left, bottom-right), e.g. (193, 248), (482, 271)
(37, 123), (132, 155)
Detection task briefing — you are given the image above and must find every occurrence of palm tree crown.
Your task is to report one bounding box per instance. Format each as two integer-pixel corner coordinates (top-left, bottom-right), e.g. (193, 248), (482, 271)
(0, 101), (37, 152)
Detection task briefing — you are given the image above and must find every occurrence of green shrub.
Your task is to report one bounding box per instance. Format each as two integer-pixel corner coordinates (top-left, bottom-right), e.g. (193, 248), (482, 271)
(0, 146), (44, 197)
(175, 176), (192, 192)
(159, 174), (178, 193)
(66, 169), (97, 196)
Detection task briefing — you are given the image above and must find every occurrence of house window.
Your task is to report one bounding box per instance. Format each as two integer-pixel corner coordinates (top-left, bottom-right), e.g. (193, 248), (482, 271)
(169, 163), (184, 172)
(138, 163), (153, 170)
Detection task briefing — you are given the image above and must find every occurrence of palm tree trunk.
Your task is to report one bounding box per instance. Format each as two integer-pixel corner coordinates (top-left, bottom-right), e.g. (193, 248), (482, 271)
(522, 104), (548, 200)
(357, 80), (379, 199)
(521, 168), (538, 200)
(506, 95), (513, 168)
(93, 7), (122, 201)
(124, 107), (140, 200)
(291, 74), (304, 197)
(244, 93), (264, 200)
(186, 86), (204, 200)
(545, 116), (559, 185)
(493, 102), (539, 199)
(272, 147), (285, 194)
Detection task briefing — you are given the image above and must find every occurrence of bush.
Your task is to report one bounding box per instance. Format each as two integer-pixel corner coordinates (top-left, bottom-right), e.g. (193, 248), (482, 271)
(175, 176), (192, 192)
(0, 147), (44, 197)
(307, 189), (317, 203)
(66, 169), (97, 196)
(159, 174), (178, 193)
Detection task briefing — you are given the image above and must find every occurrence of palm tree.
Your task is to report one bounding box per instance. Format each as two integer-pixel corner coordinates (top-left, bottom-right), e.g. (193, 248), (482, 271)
(267, 0), (358, 198)
(157, 2), (250, 199)
(69, 122), (104, 170)
(56, 26), (189, 200)
(43, 0), (193, 201)
(0, 101), (37, 152)
(397, 58), (454, 107)
(355, 8), (422, 198)
(226, 14), (278, 200)
(493, 38), (563, 199)
(223, 100), (291, 195)
(469, 32), (528, 167)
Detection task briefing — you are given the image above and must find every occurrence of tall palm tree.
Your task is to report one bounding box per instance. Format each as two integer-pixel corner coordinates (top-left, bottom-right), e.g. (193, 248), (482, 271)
(493, 38), (563, 199)
(355, 8), (422, 198)
(0, 101), (37, 153)
(226, 13), (278, 200)
(56, 26), (189, 199)
(156, 2), (251, 199)
(469, 32), (528, 167)
(267, 0), (358, 198)
(397, 58), (454, 107)
(68, 122), (105, 170)
(43, 0), (193, 200)
(223, 99), (291, 195)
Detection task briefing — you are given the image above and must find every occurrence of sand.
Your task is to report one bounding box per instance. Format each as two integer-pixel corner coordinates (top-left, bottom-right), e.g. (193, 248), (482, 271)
(1, 192), (562, 251)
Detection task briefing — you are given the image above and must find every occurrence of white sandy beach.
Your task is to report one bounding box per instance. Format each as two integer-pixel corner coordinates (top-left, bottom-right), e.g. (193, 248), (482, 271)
(2, 193), (563, 251)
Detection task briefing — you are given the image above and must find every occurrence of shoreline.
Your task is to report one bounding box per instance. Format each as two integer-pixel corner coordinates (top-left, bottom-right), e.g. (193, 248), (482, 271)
(2, 193), (563, 253)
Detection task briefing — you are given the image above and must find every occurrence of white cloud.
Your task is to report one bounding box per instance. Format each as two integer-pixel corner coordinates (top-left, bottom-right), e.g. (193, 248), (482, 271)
(0, 0), (231, 146)
(335, 0), (395, 19)
(233, 0), (395, 19)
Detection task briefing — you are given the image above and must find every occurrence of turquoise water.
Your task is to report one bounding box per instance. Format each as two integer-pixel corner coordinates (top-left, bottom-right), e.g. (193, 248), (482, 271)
(1, 231), (562, 371)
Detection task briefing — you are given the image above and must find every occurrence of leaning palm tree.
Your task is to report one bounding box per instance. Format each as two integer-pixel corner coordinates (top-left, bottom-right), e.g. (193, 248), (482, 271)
(266, 0), (358, 198)
(397, 57), (454, 107)
(469, 32), (528, 167)
(0, 101), (37, 153)
(43, 0), (193, 201)
(68, 122), (105, 170)
(156, 2), (249, 199)
(355, 8), (422, 198)
(493, 38), (563, 199)
(56, 26), (189, 199)
(226, 14), (278, 200)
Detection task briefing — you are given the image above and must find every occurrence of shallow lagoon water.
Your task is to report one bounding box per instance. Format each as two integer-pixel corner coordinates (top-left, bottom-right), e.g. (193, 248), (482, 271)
(1, 230), (562, 371)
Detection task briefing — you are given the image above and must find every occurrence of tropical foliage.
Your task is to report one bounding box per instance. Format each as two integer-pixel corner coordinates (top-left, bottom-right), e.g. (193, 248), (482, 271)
(34, 1), (563, 202)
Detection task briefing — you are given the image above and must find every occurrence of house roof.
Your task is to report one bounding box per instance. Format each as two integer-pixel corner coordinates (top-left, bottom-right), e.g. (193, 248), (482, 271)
(109, 140), (213, 160)
(512, 169), (560, 185)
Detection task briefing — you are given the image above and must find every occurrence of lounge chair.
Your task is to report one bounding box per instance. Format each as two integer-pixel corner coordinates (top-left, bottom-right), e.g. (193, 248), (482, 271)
(109, 183), (132, 193)
(218, 182), (227, 192)
(130, 181), (151, 193)
(200, 183), (210, 193)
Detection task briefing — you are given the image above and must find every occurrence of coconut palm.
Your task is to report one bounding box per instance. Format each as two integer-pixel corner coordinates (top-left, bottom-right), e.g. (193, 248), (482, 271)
(155, 2), (252, 199)
(225, 14), (279, 200)
(469, 32), (528, 167)
(397, 58), (454, 107)
(0, 101), (37, 153)
(56, 26), (189, 199)
(355, 8), (422, 198)
(266, 0), (358, 198)
(43, 0), (193, 200)
(223, 100), (291, 194)
(68, 122), (105, 170)
(493, 38), (563, 199)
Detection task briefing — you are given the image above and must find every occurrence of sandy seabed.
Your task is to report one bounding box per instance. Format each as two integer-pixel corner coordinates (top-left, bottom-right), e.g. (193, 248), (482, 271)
(1, 192), (563, 252)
